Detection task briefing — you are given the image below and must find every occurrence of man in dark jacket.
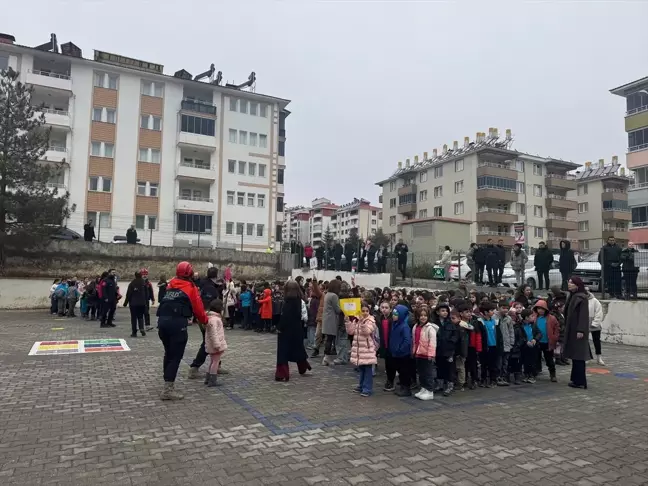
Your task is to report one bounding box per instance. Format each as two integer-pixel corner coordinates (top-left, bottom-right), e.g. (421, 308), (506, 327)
(99, 269), (118, 328)
(621, 242), (639, 299)
(123, 271), (147, 337)
(599, 236), (623, 298)
(126, 225), (138, 244)
(315, 245), (325, 270)
(343, 241), (354, 271)
(495, 239), (506, 284)
(394, 239), (409, 280)
(333, 242), (343, 271)
(558, 240), (577, 291)
(474, 245), (486, 285)
(533, 241), (554, 290)
(484, 240), (500, 287)
(367, 241), (377, 273)
(83, 220), (96, 242)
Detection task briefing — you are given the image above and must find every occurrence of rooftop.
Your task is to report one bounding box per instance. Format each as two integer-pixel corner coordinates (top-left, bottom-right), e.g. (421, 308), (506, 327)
(610, 75), (648, 96)
(573, 161), (633, 182)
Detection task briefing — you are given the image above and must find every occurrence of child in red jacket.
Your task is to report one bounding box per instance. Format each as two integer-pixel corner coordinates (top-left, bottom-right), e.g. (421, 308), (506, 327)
(257, 285), (273, 333)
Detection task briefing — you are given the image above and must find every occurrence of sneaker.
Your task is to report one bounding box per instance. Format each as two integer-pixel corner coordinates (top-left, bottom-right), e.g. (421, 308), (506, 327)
(360, 392), (371, 397)
(160, 382), (184, 401)
(188, 367), (201, 380)
(456, 384), (465, 392)
(353, 386), (362, 393)
(333, 358), (346, 365)
(130, 333), (137, 338)
(140, 331), (146, 337)
(522, 376), (530, 383)
(414, 388), (425, 399)
(528, 377), (536, 384)
(596, 355), (605, 366)
(383, 381), (395, 392)
(418, 389), (434, 401)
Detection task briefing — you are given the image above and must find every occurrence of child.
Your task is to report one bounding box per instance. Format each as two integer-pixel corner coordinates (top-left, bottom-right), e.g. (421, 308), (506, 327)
(389, 305), (413, 397)
(533, 300), (559, 382)
(451, 310), (472, 392)
(376, 300), (395, 391)
(239, 284), (252, 330)
(434, 303), (458, 396)
(412, 306), (437, 400)
(458, 303), (481, 389)
(509, 310), (527, 385)
(257, 284), (273, 333)
(306, 290), (319, 349)
(497, 300), (515, 386)
(66, 281), (79, 317)
(204, 299), (228, 387)
(478, 302), (503, 388)
(521, 309), (541, 383)
(346, 302), (378, 397)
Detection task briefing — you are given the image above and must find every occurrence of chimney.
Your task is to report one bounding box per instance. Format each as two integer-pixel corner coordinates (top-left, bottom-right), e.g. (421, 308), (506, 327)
(487, 128), (493, 139)
(453, 141), (459, 151)
(612, 155), (618, 164)
(423, 151), (428, 160)
(476, 131), (481, 143)
(621, 167), (626, 176)
(0, 33), (15, 45)
(432, 149), (438, 158)
(398, 161), (402, 169)
(442, 144), (448, 155)
(493, 128), (499, 138)
(464, 136), (470, 147)
(405, 158), (410, 168)
(505, 129), (512, 140)
(414, 155), (419, 164)
(598, 158), (605, 167)
(585, 161), (591, 169)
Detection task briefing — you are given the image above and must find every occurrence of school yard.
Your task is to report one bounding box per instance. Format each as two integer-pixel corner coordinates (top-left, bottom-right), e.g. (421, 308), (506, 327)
(0, 309), (647, 486)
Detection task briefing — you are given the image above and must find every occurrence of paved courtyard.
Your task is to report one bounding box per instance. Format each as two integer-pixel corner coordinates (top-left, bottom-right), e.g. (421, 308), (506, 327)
(1, 309), (648, 485)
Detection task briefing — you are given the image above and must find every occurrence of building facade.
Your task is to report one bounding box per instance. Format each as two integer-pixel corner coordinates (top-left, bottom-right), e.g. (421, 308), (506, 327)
(610, 76), (648, 248)
(282, 206), (310, 244)
(0, 33), (289, 251)
(331, 198), (381, 242)
(377, 129), (580, 250)
(309, 198), (338, 247)
(568, 159), (632, 251)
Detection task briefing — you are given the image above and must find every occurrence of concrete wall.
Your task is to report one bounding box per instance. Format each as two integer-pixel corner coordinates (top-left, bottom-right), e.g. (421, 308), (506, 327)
(0, 278), (53, 309)
(601, 300), (648, 347)
(4, 240), (294, 281)
(291, 269), (391, 288)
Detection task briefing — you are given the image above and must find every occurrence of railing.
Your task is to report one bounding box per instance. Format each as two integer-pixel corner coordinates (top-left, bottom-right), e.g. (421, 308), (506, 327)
(604, 187), (627, 193)
(179, 160), (212, 170)
(48, 145), (67, 152)
(546, 173), (576, 180)
(31, 69), (71, 80)
(39, 107), (69, 116)
(627, 105), (648, 116)
(178, 195), (213, 203)
(477, 230), (513, 236)
(477, 185), (518, 193)
(629, 142), (648, 153)
(547, 193), (566, 200)
(629, 182), (648, 191)
(603, 226), (628, 232)
(630, 222), (648, 228)
(46, 182), (66, 188)
(477, 207), (510, 213)
(478, 161), (513, 170)
(602, 207), (630, 212)
(547, 214), (577, 221)
(181, 99), (217, 116)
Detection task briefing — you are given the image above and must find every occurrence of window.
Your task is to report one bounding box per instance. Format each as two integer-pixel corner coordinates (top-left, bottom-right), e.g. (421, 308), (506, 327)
(229, 98), (237, 111)
(227, 191), (234, 205)
(238, 161), (246, 174)
(632, 206), (648, 225)
(140, 114), (162, 131)
(135, 215), (145, 230)
(176, 213), (212, 234)
(578, 202), (589, 213)
(579, 221), (589, 232)
(389, 216), (396, 226)
(108, 75), (118, 90)
(106, 109), (116, 124)
(259, 164), (266, 177)
(239, 131), (248, 145)
(141, 81), (163, 97)
(89, 176), (98, 191)
(478, 176), (519, 192)
(226, 222), (234, 235)
(516, 203), (526, 215)
(140, 115), (148, 129)
(0, 54), (9, 71)
(629, 127), (648, 150)
(581, 240), (590, 250)
(137, 182), (146, 196)
(247, 193), (255, 206)
(277, 197), (284, 212)
(149, 183), (158, 197)
(102, 178), (112, 192)
(454, 202), (464, 215)
(94, 72), (119, 89)
(139, 148), (160, 163)
(577, 184), (588, 196)
(249, 162), (256, 176)
(259, 134), (267, 148)
(237, 192), (245, 205)
(104, 143), (114, 158)
(399, 193), (416, 205)
(91, 142), (101, 156)
(603, 200), (629, 211)
(246, 223), (254, 236)
(249, 132), (257, 146)
(389, 181), (396, 191)
(260, 104), (268, 117)
(454, 180), (464, 193)
(152, 116), (161, 130)
(455, 159), (464, 172)
(533, 184), (542, 197)
(257, 224), (264, 237)
(534, 205), (543, 217)
(239, 100), (248, 114)
(257, 194), (265, 208)
(434, 206), (443, 217)
(389, 198), (396, 209)
(92, 108), (102, 121)
(90, 141), (113, 158)
(87, 211), (111, 229)
(533, 163), (543, 176)
(419, 209), (428, 218)
(419, 171), (428, 183)
(250, 102), (258, 116)
(278, 168), (284, 184)
(516, 181), (525, 193)
(419, 190), (428, 201)
(434, 166), (443, 178)
(229, 129), (237, 143)
(434, 186), (443, 198)
(236, 223), (244, 235)
(88, 176), (111, 192)
(534, 227), (544, 238)
(228, 159), (236, 173)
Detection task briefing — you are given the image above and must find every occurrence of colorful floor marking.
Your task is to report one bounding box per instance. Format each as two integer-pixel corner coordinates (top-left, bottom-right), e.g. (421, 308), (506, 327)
(28, 339), (130, 356)
(588, 368), (611, 375)
(51, 327), (65, 331)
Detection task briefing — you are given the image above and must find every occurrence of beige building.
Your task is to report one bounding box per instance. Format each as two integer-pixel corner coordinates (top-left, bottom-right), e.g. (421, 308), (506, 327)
(568, 159), (632, 252)
(400, 218), (472, 254)
(331, 198), (381, 242)
(377, 129), (580, 250)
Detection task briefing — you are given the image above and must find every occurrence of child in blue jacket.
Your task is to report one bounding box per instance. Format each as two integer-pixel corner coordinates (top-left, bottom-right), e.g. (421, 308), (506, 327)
(390, 304), (413, 397)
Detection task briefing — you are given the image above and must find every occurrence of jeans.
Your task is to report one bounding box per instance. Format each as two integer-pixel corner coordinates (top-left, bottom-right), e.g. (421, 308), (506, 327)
(416, 358), (436, 391)
(497, 264), (504, 284)
(158, 326), (189, 382)
(455, 356), (466, 386)
(591, 330), (602, 355)
(514, 270), (525, 287)
(392, 357), (411, 387)
(570, 359), (587, 387)
(476, 264), (485, 284)
(144, 303), (152, 329)
(384, 355), (396, 383)
(500, 351), (510, 379)
(129, 305), (145, 335)
(358, 365), (373, 394)
(443, 264), (451, 282)
(537, 270), (550, 290)
(335, 258), (342, 271)
(467, 348), (479, 384)
(522, 344), (537, 377)
(398, 260), (407, 279)
(561, 272), (569, 292)
(624, 269), (639, 297)
(538, 342), (556, 375)
(324, 334), (336, 355)
(57, 298), (66, 316)
(509, 356), (522, 373)
(242, 306), (251, 329)
(467, 263), (476, 282)
(336, 328), (350, 363)
(486, 266), (496, 286)
(190, 326), (207, 369)
(436, 357), (456, 384)
(306, 326), (316, 348)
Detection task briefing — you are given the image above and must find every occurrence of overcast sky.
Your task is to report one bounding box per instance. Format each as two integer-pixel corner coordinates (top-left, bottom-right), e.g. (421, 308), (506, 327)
(10, 1), (648, 207)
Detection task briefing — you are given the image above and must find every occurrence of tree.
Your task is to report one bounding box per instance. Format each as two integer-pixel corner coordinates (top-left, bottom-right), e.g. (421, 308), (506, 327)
(0, 68), (73, 269)
(347, 227), (360, 252)
(322, 224), (333, 249)
(371, 228), (390, 249)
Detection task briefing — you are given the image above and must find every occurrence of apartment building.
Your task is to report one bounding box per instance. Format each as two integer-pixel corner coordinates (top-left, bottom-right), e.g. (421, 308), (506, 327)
(568, 159), (632, 252)
(610, 75), (648, 248)
(331, 198), (381, 242)
(377, 129), (580, 250)
(283, 206), (310, 244)
(309, 198), (338, 246)
(0, 32), (289, 251)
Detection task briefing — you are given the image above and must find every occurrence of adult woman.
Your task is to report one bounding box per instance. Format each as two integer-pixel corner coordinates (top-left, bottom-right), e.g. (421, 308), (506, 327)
(510, 244), (528, 287)
(440, 246), (452, 283)
(559, 240), (577, 291)
(564, 276), (591, 389)
(587, 288), (605, 365)
(321, 278), (342, 365)
(275, 281), (311, 381)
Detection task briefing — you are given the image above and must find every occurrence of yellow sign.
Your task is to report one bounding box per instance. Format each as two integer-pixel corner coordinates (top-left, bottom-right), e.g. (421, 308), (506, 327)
(340, 298), (362, 318)
(94, 50), (163, 74)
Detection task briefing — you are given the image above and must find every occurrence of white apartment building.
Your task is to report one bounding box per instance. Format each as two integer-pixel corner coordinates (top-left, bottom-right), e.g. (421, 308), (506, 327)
(283, 206), (310, 244)
(0, 33), (289, 251)
(377, 129), (580, 250)
(331, 198), (381, 242)
(309, 198), (338, 246)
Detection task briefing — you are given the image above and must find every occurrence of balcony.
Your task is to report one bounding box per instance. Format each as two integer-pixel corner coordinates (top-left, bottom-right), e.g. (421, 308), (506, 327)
(625, 110), (648, 133)
(477, 162), (519, 180)
(178, 131), (217, 150)
(545, 174), (577, 191)
(545, 194), (578, 211)
(602, 209), (631, 222)
(546, 215), (578, 231)
(476, 187), (519, 203)
(398, 184), (417, 197)
(397, 203), (417, 215)
(181, 99), (217, 116)
(476, 208), (517, 224)
(629, 223), (648, 244)
(602, 228), (629, 240)
(176, 195), (214, 213)
(25, 69), (72, 92)
(546, 238), (579, 251)
(601, 189), (628, 202)
(628, 182), (648, 206)
(42, 144), (68, 163)
(177, 160), (216, 181)
(476, 231), (515, 246)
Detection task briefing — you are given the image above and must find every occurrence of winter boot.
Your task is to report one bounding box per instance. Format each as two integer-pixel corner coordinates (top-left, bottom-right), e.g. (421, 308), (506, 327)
(310, 348), (320, 358)
(394, 385), (412, 397)
(550, 371), (558, 383)
(596, 355), (605, 366)
(188, 367), (201, 380)
(443, 382), (454, 397)
(513, 373), (522, 385)
(207, 374), (221, 387)
(383, 380), (395, 392)
(160, 382), (184, 401)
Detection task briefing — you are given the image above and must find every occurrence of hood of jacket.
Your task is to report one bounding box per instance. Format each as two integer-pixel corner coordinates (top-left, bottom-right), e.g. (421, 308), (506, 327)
(394, 304), (409, 326)
(263, 288), (272, 298)
(560, 239), (571, 251)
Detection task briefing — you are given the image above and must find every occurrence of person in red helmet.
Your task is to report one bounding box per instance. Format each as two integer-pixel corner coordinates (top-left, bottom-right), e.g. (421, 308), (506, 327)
(156, 261), (208, 400)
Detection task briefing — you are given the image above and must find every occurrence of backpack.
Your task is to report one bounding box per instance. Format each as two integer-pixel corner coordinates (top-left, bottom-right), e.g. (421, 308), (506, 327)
(54, 287), (65, 299)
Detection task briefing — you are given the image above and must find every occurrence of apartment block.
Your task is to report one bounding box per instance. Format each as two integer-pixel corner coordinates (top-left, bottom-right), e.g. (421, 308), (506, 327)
(283, 206), (310, 244)
(309, 198), (338, 246)
(331, 198), (381, 242)
(610, 75), (648, 247)
(568, 159), (632, 252)
(377, 129), (579, 249)
(0, 32), (290, 251)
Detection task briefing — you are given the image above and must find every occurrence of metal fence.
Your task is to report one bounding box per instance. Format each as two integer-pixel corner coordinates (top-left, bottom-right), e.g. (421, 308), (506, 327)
(590, 249), (648, 300)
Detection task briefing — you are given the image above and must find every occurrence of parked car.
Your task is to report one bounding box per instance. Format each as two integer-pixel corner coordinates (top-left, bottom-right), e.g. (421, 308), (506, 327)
(432, 257), (471, 281)
(571, 251), (648, 292)
(501, 254), (560, 289)
(112, 235), (140, 244)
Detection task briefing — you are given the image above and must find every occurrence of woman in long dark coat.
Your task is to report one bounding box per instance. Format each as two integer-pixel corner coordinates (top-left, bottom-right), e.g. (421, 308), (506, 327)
(564, 276), (591, 389)
(275, 281), (311, 381)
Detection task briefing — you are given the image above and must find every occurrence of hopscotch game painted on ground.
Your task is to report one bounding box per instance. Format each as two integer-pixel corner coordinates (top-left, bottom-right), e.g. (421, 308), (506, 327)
(28, 339), (130, 356)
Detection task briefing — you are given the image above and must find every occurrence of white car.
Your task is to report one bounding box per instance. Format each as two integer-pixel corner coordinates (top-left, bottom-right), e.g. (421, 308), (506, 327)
(500, 255), (561, 289)
(432, 257), (471, 281)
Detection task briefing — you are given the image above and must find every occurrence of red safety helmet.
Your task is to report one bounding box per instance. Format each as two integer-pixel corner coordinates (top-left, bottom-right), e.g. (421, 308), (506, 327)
(176, 261), (194, 278)
(140, 268), (149, 277)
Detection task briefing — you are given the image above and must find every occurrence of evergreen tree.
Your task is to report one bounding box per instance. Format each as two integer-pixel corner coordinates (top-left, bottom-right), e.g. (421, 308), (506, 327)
(347, 227), (360, 253)
(322, 224), (333, 249)
(371, 228), (390, 249)
(0, 68), (73, 268)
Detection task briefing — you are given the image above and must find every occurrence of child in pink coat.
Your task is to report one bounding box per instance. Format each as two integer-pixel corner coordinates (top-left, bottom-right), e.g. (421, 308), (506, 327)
(205, 299), (228, 387)
(346, 301), (377, 397)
